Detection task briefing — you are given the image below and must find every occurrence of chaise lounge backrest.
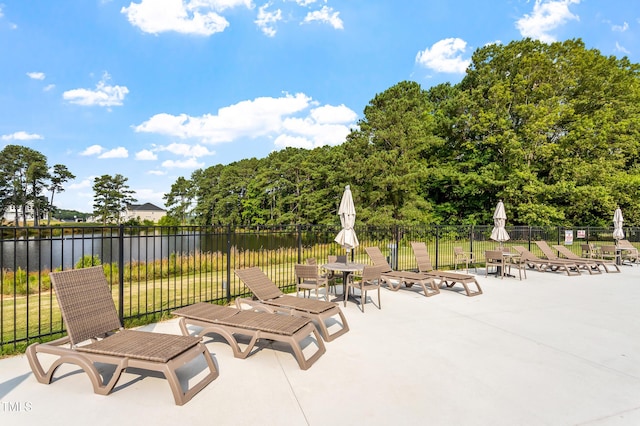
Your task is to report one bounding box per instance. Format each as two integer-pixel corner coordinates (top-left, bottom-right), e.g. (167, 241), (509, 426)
(51, 266), (123, 345)
(235, 267), (284, 301)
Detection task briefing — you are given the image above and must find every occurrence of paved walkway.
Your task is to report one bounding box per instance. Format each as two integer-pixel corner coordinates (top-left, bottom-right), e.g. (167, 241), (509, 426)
(2, 264), (640, 425)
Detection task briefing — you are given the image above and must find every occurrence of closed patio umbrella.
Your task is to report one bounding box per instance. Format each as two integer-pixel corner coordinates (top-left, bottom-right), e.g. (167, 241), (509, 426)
(334, 185), (359, 255)
(613, 207), (624, 242)
(490, 200), (510, 246)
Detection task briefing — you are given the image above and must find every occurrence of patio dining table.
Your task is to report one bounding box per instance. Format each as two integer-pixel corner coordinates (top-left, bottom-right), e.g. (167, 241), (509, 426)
(322, 261), (366, 303)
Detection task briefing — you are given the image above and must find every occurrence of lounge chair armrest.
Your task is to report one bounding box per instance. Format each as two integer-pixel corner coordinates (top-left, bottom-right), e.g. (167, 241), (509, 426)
(234, 297), (275, 313)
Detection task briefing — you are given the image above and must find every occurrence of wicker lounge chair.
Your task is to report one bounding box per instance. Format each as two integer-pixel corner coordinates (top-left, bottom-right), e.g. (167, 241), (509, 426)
(364, 246), (439, 297)
(410, 242), (483, 296)
(534, 241), (602, 275)
(511, 246), (581, 276)
(26, 266), (218, 405)
(552, 244), (620, 273)
(234, 267), (349, 342)
(172, 302), (325, 370)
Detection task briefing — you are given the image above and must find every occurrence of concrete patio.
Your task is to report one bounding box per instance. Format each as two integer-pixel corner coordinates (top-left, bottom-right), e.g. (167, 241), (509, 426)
(2, 264), (640, 425)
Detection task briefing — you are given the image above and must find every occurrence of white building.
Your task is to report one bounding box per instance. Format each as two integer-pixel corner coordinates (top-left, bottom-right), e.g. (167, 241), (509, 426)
(1, 202), (47, 224)
(121, 203), (166, 223)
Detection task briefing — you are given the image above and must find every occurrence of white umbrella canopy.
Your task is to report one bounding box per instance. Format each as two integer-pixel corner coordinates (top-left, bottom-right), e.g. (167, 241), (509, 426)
(490, 200), (510, 243)
(613, 207), (625, 241)
(334, 185), (359, 252)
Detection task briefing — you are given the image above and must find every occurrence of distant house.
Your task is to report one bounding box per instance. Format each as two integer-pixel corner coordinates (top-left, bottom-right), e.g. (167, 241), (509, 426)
(121, 203), (166, 223)
(1, 202), (47, 224)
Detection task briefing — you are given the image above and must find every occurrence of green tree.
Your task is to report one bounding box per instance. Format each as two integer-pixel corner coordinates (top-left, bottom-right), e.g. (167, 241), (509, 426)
(47, 164), (75, 225)
(342, 81), (439, 225)
(163, 176), (194, 224)
(0, 145), (48, 226)
(92, 174), (137, 224)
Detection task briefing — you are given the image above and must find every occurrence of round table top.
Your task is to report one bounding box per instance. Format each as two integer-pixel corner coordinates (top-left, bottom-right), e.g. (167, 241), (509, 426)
(322, 262), (366, 272)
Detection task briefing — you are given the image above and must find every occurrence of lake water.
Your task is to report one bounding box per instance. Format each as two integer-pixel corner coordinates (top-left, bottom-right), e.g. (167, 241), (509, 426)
(0, 230), (308, 271)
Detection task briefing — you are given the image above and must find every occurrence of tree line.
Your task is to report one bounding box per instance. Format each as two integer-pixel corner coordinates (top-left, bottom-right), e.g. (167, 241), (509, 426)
(163, 38), (640, 227)
(0, 144), (136, 226)
(3, 38), (637, 228)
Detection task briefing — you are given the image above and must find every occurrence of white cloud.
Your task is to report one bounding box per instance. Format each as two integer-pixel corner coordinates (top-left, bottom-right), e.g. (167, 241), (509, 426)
(515, 0), (580, 43)
(310, 104), (357, 124)
(1, 131), (44, 141)
(148, 170), (167, 176)
(98, 147), (129, 159)
(27, 72), (45, 80)
(612, 22), (628, 32)
(415, 38), (471, 74)
(302, 5), (343, 29)
(274, 134), (313, 149)
(68, 178), (93, 190)
(131, 187), (166, 207)
(615, 42), (630, 55)
(134, 93), (358, 152)
(63, 72), (129, 107)
(121, 0), (252, 35)
(294, 0), (317, 6)
(134, 92), (313, 142)
(135, 149), (158, 160)
(161, 157), (205, 168)
(44, 84), (56, 92)
(255, 3), (282, 37)
(80, 145), (104, 156)
(162, 143), (215, 157)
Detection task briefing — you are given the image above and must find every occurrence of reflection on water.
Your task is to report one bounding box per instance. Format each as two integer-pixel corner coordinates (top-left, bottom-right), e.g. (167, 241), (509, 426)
(0, 230), (304, 271)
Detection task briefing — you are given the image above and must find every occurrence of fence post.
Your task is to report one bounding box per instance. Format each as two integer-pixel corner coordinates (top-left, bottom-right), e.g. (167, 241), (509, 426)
(469, 225), (474, 254)
(118, 224), (124, 325)
(297, 224), (302, 264)
(435, 225), (440, 270)
(226, 224), (232, 303)
(528, 226), (532, 250)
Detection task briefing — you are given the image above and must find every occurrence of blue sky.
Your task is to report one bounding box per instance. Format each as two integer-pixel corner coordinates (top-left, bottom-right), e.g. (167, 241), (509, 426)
(1, 0), (638, 213)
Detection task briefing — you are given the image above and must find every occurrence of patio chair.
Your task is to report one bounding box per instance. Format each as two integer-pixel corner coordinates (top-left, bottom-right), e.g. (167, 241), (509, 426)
(26, 266), (218, 405)
(485, 250), (507, 279)
(617, 240), (640, 265)
(364, 246), (440, 297)
(511, 246), (581, 276)
(581, 243), (600, 259)
(600, 245), (622, 265)
(295, 263), (330, 301)
(534, 241), (602, 275)
(506, 249), (528, 280)
(306, 256), (339, 294)
(172, 302), (325, 370)
(234, 267), (349, 342)
(454, 246), (477, 272)
(345, 264), (383, 312)
(552, 244), (620, 273)
(409, 242), (483, 296)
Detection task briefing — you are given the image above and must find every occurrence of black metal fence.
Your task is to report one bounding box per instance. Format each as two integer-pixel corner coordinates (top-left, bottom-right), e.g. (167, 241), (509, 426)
(1, 224), (637, 353)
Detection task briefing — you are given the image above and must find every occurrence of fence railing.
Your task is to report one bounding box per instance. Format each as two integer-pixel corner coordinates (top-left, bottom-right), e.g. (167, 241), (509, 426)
(1, 223), (637, 353)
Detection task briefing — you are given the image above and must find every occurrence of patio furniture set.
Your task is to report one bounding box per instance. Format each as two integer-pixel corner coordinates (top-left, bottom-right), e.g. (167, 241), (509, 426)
(25, 238), (635, 405)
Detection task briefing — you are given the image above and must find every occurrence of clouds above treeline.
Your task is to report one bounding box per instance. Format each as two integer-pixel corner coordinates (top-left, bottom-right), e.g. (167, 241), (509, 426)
(120, 0), (344, 37)
(414, 0), (630, 75)
(133, 92), (358, 155)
